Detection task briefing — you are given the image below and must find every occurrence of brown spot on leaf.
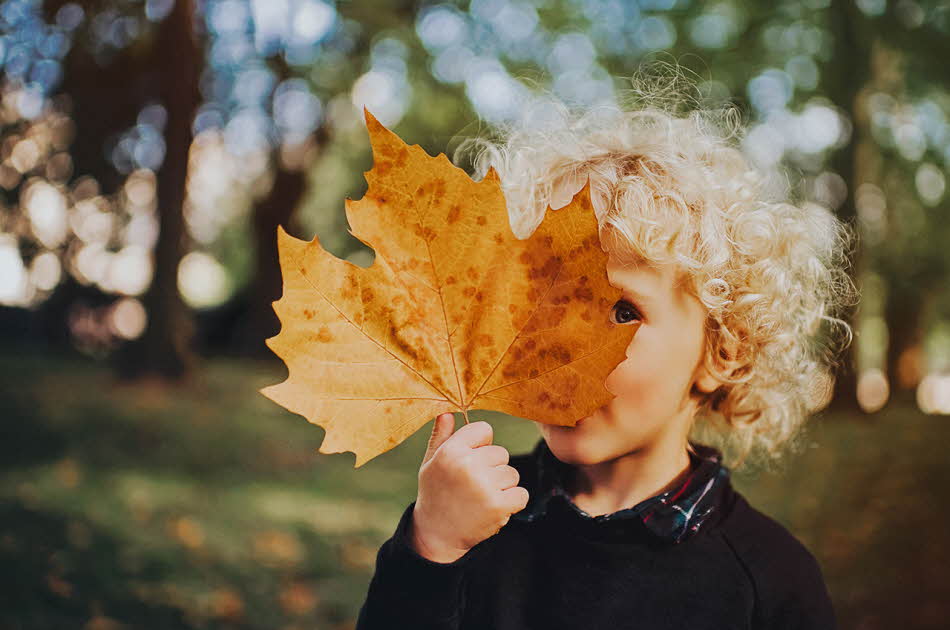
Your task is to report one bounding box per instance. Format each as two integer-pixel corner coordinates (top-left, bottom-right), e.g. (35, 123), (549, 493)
(548, 343), (572, 363)
(432, 375), (450, 393)
(341, 275), (358, 299)
(532, 305), (567, 330)
(529, 255), (562, 280)
(413, 224), (437, 242)
(573, 286), (593, 302)
(361, 287), (374, 303)
(476, 215), (487, 225)
(447, 204), (461, 224)
(433, 178), (446, 204)
(316, 326), (333, 342)
(388, 322), (422, 365)
(446, 275), (457, 285)
(529, 368), (539, 378)
(463, 286), (476, 297)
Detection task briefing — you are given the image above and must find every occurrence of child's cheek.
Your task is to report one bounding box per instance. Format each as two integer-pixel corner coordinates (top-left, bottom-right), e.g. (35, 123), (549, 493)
(605, 335), (645, 396)
(605, 354), (643, 398)
(604, 344), (673, 420)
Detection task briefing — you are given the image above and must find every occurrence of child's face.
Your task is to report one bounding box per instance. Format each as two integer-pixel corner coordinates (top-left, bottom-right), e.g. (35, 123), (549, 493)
(535, 256), (714, 465)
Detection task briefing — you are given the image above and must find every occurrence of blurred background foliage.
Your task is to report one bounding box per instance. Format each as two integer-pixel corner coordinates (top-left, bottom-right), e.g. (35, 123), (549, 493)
(0, 0), (948, 628)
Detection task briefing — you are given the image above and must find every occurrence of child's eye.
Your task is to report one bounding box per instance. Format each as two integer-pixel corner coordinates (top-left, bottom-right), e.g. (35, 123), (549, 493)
(610, 299), (642, 324)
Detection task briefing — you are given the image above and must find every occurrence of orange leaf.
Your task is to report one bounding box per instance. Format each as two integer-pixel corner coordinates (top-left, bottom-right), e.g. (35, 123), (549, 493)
(260, 108), (639, 467)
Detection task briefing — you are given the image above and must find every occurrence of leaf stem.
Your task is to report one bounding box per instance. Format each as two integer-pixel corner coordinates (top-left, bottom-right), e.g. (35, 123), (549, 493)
(462, 409), (470, 424)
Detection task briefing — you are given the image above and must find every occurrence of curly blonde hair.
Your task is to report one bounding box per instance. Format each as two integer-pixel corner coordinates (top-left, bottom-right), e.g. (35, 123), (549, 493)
(454, 65), (859, 473)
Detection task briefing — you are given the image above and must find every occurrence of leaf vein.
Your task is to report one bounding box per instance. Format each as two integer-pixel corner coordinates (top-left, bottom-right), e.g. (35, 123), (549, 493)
(288, 247), (456, 406)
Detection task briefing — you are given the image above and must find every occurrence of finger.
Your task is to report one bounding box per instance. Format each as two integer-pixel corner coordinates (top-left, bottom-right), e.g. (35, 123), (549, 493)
(489, 465), (520, 490)
(450, 420), (493, 450)
(422, 412), (456, 465)
(471, 444), (509, 468)
(489, 517), (509, 538)
(500, 485), (530, 513)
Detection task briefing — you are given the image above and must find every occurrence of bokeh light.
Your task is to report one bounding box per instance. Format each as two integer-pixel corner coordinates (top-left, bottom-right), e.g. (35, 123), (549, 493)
(178, 250), (232, 309)
(0, 233), (30, 305)
(109, 296), (148, 340)
(857, 368), (890, 414)
(917, 373), (950, 415)
(29, 250), (61, 291)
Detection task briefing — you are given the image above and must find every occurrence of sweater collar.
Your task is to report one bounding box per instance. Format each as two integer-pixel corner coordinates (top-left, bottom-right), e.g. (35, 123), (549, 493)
(511, 437), (731, 545)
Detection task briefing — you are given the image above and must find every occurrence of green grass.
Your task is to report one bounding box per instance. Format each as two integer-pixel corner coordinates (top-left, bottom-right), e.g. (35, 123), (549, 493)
(0, 352), (946, 629)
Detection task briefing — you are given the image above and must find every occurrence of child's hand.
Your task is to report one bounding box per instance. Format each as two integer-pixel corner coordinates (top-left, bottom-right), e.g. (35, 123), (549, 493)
(409, 413), (529, 564)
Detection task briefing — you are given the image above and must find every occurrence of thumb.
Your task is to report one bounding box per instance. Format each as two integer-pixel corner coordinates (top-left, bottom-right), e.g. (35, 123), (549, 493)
(422, 412), (456, 465)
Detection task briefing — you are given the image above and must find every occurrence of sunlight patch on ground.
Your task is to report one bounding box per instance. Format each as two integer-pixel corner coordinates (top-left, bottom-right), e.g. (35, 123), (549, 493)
(247, 485), (400, 536)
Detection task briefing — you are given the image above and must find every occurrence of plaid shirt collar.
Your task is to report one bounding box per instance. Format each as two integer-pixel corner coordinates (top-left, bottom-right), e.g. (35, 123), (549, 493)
(511, 438), (732, 545)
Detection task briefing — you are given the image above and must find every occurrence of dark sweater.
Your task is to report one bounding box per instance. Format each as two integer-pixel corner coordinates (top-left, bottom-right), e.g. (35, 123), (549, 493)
(356, 438), (836, 630)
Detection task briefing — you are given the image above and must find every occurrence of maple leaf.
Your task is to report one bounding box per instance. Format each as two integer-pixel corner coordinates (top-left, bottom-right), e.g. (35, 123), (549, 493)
(259, 108), (640, 467)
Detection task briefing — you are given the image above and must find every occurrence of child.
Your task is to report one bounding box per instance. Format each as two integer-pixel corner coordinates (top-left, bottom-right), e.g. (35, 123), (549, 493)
(355, 70), (857, 630)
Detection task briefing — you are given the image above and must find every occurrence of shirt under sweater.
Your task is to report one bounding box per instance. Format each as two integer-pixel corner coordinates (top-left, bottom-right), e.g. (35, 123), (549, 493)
(356, 438), (837, 630)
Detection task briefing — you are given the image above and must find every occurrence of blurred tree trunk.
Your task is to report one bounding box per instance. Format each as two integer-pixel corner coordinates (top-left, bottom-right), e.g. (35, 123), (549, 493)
(884, 283), (931, 398)
(238, 124), (332, 357)
(238, 147), (309, 356)
(231, 54), (330, 357)
(116, 0), (200, 381)
(824, 0), (872, 413)
(204, 131), (326, 358)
